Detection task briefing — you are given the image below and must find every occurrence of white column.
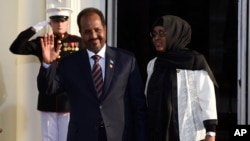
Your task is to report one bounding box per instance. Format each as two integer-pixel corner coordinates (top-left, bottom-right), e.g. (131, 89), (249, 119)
(15, 0), (46, 141)
(248, 1), (250, 125)
(107, 0), (118, 47)
(237, 0), (248, 125)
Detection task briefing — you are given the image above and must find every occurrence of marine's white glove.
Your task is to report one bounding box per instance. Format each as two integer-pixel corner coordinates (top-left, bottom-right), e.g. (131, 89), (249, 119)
(32, 20), (50, 32)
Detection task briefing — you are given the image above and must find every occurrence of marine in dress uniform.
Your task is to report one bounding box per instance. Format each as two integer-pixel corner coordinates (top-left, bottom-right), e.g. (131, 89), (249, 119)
(9, 7), (84, 141)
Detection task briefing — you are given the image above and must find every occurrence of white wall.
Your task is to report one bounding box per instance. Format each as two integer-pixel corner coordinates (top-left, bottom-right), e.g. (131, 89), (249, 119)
(0, 0), (105, 141)
(0, 0), (44, 141)
(0, 0), (45, 141)
(0, 0), (18, 140)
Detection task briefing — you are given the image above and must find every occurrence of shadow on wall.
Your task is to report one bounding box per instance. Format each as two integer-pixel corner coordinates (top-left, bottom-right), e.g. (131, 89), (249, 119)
(0, 56), (40, 141)
(0, 64), (6, 106)
(0, 104), (19, 141)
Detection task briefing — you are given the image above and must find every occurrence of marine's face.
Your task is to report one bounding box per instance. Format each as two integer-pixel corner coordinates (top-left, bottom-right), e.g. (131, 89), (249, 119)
(79, 13), (106, 54)
(151, 26), (167, 53)
(50, 20), (69, 35)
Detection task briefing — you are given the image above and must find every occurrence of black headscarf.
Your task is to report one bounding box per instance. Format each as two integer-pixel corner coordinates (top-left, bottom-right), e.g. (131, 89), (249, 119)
(152, 15), (218, 86)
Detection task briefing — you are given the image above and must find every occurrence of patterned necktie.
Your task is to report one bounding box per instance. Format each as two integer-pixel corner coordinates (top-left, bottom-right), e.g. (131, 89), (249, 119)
(92, 55), (103, 98)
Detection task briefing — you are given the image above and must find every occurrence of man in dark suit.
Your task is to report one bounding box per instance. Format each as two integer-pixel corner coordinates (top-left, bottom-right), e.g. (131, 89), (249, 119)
(38, 7), (148, 141)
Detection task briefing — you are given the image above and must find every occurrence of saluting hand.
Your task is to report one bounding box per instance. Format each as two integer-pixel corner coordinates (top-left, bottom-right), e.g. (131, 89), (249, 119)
(40, 33), (61, 64)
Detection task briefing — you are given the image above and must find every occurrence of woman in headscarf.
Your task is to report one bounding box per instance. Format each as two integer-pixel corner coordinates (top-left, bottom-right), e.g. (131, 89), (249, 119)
(145, 15), (218, 141)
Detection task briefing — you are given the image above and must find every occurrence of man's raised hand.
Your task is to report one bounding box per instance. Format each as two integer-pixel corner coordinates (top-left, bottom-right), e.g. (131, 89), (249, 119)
(40, 33), (61, 64)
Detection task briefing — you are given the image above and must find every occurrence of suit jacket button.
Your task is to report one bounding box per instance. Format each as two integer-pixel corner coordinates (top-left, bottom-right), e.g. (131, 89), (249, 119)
(99, 105), (103, 109)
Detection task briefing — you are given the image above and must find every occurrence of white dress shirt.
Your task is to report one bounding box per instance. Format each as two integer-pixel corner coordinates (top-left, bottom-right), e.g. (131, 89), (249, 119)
(86, 44), (106, 80)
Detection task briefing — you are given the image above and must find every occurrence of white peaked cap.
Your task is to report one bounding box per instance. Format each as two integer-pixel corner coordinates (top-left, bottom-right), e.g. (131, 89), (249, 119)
(47, 7), (73, 18)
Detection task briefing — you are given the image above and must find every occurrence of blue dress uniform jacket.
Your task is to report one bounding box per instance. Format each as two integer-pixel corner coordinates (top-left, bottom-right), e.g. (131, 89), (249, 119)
(9, 27), (84, 112)
(37, 47), (148, 141)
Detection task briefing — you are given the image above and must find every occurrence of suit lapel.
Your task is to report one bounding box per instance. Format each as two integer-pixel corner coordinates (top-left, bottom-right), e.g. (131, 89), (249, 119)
(100, 46), (115, 101)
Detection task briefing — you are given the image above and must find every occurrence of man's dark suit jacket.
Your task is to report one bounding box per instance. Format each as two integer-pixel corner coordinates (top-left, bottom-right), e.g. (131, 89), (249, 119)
(38, 46), (148, 141)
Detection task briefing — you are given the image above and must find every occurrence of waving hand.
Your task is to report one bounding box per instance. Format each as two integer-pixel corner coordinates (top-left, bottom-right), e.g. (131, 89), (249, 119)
(40, 33), (61, 64)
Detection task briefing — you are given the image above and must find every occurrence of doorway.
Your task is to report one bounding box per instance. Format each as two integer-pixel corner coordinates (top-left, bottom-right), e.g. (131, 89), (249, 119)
(116, 0), (238, 140)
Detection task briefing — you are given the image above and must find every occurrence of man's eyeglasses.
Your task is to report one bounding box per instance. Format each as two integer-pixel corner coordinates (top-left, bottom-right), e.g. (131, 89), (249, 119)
(150, 31), (167, 38)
